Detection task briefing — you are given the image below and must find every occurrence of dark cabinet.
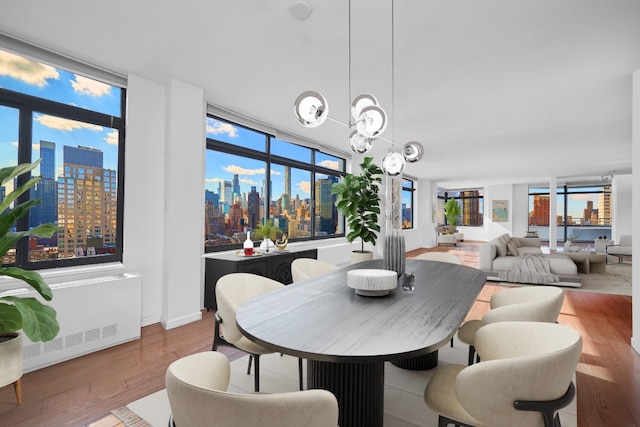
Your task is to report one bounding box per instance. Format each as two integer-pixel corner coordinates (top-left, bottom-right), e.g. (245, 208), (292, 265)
(204, 248), (317, 309)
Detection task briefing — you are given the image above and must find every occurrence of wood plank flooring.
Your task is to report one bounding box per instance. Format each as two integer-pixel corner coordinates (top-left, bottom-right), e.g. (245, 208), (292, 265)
(0, 242), (637, 426)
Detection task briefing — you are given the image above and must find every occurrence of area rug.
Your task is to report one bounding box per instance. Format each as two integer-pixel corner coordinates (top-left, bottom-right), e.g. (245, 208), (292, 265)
(498, 262), (632, 296)
(113, 346), (577, 427)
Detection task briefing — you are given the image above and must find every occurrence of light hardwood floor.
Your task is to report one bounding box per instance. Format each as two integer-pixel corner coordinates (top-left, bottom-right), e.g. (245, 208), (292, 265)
(0, 242), (637, 426)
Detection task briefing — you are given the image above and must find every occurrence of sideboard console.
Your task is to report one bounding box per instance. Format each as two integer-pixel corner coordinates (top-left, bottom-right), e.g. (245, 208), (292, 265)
(204, 248), (318, 309)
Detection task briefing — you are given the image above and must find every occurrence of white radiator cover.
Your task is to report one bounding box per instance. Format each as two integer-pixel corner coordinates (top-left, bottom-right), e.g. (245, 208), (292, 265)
(16, 273), (142, 372)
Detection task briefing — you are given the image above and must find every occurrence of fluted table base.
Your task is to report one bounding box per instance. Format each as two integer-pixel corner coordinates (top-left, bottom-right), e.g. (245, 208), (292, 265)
(390, 350), (439, 370)
(308, 360), (384, 427)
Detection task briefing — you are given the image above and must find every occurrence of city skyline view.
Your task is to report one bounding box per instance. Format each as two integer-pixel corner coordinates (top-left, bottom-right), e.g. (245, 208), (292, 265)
(0, 49), (120, 188)
(0, 48), (123, 262)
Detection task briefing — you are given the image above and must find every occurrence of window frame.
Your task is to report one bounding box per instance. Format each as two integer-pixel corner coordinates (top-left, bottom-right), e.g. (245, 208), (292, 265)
(436, 188), (484, 227)
(0, 85), (126, 270)
(205, 115), (346, 253)
(401, 178), (415, 229)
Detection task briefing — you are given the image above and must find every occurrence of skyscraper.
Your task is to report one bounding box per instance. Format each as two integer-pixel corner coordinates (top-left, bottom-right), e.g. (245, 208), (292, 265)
(57, 145), (116, 257)
(31, 140), (58, 229)
(247, 186), (260, 229)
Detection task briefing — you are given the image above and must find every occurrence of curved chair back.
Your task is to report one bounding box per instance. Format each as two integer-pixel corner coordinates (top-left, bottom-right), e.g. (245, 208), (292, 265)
(483, 286), (564, 325)
(413, 252), (461, 264)
(166, 351), (339, 427)
(291, 258), (338, 283)
(216, 273), (283, 345)
(456, 321), (582, 427)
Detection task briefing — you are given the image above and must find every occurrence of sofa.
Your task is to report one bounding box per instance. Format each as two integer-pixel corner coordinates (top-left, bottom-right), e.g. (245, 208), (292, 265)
(479, 234), (579, 280)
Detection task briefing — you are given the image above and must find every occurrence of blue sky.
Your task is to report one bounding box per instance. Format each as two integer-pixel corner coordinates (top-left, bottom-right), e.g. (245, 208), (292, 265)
(205, 117), (342, 200)
(0, 48), (121, 185)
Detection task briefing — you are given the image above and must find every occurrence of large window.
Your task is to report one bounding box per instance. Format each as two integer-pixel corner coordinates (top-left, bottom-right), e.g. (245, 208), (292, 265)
(0, 48), (125, 269)
(436, 188), (484, 226)
(401, 178), (414, 229)
(205, 116), (346, 252)
(528, 184), (612, 242)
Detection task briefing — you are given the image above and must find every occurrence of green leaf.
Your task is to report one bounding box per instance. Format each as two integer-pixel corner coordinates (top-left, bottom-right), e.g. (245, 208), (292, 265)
(2, 296), (59, 342)
(0, 176), (41, 214)
(0, 160), (41, 187)
(0, 199), (40, 237)
(0, 267), (53, 300)
(0, 303), (22, 332)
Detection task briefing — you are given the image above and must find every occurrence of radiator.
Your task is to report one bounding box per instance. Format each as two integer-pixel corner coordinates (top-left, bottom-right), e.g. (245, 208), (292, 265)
(17, 272), (142, 372)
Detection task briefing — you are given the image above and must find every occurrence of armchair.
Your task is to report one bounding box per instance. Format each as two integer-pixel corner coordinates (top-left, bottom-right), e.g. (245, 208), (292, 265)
(166, 351), (339, 427)
(606, 235), (632, 264)
(214, 273), (303, 392)
(424, 321), (582, 427)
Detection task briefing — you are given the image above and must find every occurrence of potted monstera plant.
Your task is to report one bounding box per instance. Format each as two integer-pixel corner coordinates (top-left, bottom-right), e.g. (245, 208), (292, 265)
(331, 157), (383, 262)
(0, 160), (60, 404)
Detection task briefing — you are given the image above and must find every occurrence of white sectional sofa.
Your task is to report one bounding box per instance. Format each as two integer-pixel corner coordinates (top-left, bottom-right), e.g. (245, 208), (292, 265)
(479, 234), (579, 282)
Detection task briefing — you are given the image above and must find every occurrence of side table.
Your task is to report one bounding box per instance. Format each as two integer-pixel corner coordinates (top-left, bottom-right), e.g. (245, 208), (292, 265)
(594, 239), (614, 254)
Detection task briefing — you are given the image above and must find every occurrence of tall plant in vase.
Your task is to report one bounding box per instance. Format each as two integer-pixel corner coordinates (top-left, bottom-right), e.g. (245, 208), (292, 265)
(0, 160), (60, 404)
(331, 157), (383, 257)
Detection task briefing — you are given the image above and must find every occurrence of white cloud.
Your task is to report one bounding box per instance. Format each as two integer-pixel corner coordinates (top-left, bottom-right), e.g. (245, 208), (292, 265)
(206, 177), (224, 184)
(224, 164), (265, 176)
(240, 178), (259, 186)
(35, 114), (103, 132)
(11, 140), (18, 148)
(0, 50), (59, 87)
(105, 130), (119, 145)
(318, 159), (339, 170)
(297, 181), (311, 195)
(207, 121), (239, 138)
(70, 75), (111, 97)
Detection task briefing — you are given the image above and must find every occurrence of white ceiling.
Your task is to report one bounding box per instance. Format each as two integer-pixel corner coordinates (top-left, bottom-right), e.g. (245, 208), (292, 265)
(1, 0), (638, 188)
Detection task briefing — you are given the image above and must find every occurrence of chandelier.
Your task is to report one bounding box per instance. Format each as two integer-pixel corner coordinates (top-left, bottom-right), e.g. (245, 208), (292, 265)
(292, 0), (424, 176)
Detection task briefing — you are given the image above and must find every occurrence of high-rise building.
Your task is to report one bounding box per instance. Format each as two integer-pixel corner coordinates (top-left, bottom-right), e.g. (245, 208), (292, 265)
(461, 190), (482, 225)
(57, 145), (116, 257)
(31, 140), (58, 229)
(583, 201), (595, 225)
(315, 176), (338, 235)
(284, 166), (291, 198)
(530, 195), (550, 226)
(598, 189), (612, 226)
(247, 186), (260, 229)
(232, 174), (241, 200)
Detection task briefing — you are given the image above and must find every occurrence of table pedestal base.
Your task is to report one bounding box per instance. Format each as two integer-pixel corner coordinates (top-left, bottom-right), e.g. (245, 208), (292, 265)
(308, 360), (384, 427)
(390, 350), (439, 370)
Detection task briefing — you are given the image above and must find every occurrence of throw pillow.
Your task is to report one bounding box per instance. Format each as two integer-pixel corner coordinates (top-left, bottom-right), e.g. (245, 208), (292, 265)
(513, 238), (522, 248)
(507, 241), (519, 256)
(495, 238), (508, 257)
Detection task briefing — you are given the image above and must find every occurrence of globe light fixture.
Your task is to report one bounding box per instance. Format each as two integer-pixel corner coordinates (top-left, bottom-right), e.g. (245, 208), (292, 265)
(403, 141), (424, 162)
(348, 130), (374, 154)
(381, 151), (406, 176)
(293, 91), (329, 128)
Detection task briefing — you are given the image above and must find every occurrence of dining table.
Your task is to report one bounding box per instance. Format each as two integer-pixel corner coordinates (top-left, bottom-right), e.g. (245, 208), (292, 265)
(236, 258), (487, 427)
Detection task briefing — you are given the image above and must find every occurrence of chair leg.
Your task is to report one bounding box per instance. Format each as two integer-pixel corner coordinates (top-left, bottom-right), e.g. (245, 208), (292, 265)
(467, 345), (476, 365)
(247, 355), (253, 374)
(450, 337), (454, 347)
(14, 379), (22, 405)
(253, 354), (260, 392)
(298, 358), (304, 390)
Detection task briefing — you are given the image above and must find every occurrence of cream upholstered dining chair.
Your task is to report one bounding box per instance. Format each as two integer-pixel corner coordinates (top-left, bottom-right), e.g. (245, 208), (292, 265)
(457, 286), (564, 365)
(291, 258), (338, 283)
(413, 252), (461, 264)
(424, 321), (582, 427)
(214, 273), (303, 392)
(166, 351), (339, 427)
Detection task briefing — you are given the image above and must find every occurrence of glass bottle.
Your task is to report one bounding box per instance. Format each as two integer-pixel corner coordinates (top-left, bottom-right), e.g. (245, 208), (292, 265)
(243, 231), (254, 256)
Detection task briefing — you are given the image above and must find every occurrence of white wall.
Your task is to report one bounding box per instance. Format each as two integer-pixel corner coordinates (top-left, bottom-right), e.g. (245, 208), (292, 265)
(123, 75), (205, 330)
(161, 79), (206, 330)
(123, 74), (166, 326)
(632, 70), (639, 355)
(612, 175), (633, 241)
